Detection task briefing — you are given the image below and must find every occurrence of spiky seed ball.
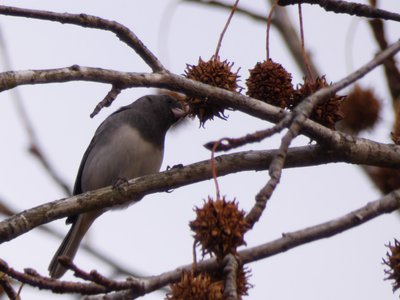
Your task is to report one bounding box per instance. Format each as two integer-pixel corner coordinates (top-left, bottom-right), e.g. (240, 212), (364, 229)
(293, 76), (345, 130)
(368, 167), (400, 194)
(339, 85), (381, 133)
(246, 59), (294, 108)
(190, 197), (248, 259)
(383, 239), (400, 293)
(166, 272), (211, 300)
(184, 57), (240, 126)
(166, 267), (251, 300)
(236, 266), (252, 297)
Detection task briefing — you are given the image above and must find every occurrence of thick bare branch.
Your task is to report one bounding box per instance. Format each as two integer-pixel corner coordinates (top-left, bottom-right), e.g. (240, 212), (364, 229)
(1, 141), (400, 243)
(0, 5), (165, 72)
(278, 0), (400, 22)
(85, 187), (400, 299)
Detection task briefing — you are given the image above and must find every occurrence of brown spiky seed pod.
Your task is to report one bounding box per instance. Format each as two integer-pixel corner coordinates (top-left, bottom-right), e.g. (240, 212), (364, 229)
(190, 197), (248, 259)
(166, 272), (211, 300)
(368, 167), (400, 194)
(166, 267), (251, 300)
(293, 76), (345, 130)
(184, 57), (240, 126)
(246, 59), (294, 108)
(340, 85), (381, 133)
(383, 239), (400, 293)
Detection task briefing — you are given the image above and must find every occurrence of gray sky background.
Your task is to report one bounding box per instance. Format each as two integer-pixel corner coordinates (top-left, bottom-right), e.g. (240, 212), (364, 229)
(1, 1), (400, 299)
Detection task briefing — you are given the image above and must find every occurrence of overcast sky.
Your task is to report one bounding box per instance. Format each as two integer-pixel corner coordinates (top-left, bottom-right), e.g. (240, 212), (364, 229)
(1, 1), (400, 299)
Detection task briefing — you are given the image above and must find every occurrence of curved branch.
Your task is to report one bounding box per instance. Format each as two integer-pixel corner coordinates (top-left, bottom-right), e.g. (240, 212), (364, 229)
(1, 142), (400, 243)
(278, 0), (400, 22)
(0, 5), (165, 72)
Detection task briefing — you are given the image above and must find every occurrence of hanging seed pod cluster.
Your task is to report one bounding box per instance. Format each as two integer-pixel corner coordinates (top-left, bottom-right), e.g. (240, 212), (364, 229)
(183, 57), (240, 126)
(166, 268), (251, 300)
(189, 197), (248, 258)
(246, 59), (346, 129)
(184, 54), (348, 130)
(246, 59), (295, 108)
(292, 76), (346, 129)
(166, 197), (250, 300)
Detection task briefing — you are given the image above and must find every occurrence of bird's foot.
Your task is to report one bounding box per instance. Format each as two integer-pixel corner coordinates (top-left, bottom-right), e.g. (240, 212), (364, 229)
(112, 177), (130, 193)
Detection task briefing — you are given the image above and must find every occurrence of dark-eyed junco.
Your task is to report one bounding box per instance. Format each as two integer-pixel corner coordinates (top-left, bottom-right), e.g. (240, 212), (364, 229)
(48, 94), (184, 278)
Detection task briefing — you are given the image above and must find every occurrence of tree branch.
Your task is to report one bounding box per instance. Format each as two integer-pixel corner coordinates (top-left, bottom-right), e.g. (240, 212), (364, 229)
(278, 0), (400, 22)
(84, 187), (400, 299)
(245, 38), (400, 226)
(1, 142), (400, 243)
(0, 5), (165, 72)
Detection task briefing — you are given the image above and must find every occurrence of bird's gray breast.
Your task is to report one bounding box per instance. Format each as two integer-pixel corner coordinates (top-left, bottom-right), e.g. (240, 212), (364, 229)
(80, 124), (163, 193)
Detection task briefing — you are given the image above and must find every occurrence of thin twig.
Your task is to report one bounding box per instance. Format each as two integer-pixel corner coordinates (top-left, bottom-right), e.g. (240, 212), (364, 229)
(57, 257), (140, 291)
(297, 1), (314, 81)
(90, 85), (123, 118)
(0, 5), (165, 72)
(214, 0), (240, 57)
(211, 142), (221, 199)
(203, 118), (289, 152)
(266, 0), (278, 60)
(185, 0), (320, 76)
(278, 0), (400, 22)
(0, 200), (165, 284)
(0, 259), (111, 295)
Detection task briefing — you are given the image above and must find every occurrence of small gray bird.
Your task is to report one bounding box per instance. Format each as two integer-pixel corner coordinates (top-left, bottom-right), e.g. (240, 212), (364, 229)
(49, 94), (184, 278)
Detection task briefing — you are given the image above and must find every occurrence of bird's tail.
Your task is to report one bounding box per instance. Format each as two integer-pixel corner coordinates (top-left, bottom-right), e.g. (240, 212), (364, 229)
(48, 213), (97, 278)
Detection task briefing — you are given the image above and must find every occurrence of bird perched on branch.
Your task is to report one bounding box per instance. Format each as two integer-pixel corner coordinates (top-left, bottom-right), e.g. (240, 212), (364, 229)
(49, 94), (185, 278)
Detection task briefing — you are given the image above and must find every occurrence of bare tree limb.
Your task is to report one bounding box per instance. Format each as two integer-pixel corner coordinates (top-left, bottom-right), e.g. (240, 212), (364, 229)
(1, 141), (400, 243)
(278, 0), (400, 22)
(3, 186), (399, 298)
(0, 199), (165, 292)
(84, 187), (400, 299)
(0, 5), (165, 72)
